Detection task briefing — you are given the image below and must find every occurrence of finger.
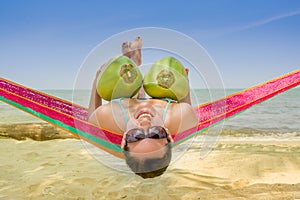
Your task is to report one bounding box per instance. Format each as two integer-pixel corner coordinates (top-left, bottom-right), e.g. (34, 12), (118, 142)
(185, 68), (189, 76)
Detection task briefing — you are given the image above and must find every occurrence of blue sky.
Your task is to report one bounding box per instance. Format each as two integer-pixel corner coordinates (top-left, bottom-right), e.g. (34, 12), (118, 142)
(1, 0), (300, 89)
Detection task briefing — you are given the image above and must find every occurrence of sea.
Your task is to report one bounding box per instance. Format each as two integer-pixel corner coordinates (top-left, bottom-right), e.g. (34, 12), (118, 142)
(1, 88), (300, 137)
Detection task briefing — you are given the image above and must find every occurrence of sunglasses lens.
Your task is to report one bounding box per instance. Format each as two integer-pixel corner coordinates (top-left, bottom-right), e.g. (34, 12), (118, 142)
(125, 126), (168, 145)
(126, 128), (145, 143)
(148, 126), (168, 139)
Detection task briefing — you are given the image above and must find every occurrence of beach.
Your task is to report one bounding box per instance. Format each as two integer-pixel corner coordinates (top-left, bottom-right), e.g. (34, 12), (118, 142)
(1, 88), (300, 199)
(1, 135), (300, 200)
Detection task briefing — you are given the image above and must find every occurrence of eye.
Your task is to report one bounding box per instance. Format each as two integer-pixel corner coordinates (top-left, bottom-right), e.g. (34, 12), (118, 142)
(135, 132), (145, 140)
(148, 126), (168, 139)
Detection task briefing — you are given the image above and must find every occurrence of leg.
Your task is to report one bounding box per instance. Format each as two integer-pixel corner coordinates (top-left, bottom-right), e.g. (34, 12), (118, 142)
(122, 37), (145, 98)
(122, 37), (142, 66)
(130, 36), (142, 66)
(131, 37), (145, 98)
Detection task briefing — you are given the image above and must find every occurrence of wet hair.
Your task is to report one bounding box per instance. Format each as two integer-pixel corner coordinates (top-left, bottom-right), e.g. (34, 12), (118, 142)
(123, 143), (172, 179)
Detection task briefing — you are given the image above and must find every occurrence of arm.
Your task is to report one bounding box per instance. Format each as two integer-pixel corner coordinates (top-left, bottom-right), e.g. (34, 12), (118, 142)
(166, 102), (198, 134)
(88, 37), (143, 119)
(179, 102), (198, 132)
(88, 68), (103, 118)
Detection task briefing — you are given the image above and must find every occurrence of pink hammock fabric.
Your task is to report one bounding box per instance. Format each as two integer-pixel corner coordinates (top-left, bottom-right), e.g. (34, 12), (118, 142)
(1, 69), (299, 157)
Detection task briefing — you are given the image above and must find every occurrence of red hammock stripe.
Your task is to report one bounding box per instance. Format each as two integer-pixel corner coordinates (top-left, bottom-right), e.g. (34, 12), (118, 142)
(174, 70), (300, 142)
(1, 69), (299, 147)
(0, 88), (123, 145)
(0, 79), (88, 121)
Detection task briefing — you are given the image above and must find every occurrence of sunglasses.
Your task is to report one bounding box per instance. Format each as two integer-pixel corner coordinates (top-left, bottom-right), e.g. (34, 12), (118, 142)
(125, 126), (169, 145)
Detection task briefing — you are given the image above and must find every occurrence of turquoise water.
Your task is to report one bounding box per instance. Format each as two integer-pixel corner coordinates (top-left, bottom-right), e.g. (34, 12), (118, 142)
(1, 88), (299, 135)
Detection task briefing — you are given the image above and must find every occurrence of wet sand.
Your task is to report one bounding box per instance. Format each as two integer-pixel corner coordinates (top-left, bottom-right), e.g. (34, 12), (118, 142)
(1, 135), (300, 199)
(0, 123), (75, 141)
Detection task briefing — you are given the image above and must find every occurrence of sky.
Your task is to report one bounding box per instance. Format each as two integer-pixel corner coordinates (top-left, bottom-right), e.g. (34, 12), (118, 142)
(1, 0), (300, 89)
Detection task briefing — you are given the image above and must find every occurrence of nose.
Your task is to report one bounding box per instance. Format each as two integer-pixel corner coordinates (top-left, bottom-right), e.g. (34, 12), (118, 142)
(139, 119), (152, 128)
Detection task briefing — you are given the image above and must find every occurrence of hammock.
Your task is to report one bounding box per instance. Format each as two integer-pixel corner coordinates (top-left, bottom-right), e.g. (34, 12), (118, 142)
(1, 69), (300, 158)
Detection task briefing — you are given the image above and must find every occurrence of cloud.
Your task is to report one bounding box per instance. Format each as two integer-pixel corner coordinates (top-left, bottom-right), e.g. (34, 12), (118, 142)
(193, 9), (300, 40)
(234, 9), (300, 32)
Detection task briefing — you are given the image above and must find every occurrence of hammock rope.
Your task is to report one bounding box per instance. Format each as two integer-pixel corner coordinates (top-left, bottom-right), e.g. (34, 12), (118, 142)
(1, 69), (299, 158)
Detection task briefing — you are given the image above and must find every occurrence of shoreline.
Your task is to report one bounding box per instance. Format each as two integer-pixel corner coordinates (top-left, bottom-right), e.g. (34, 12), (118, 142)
(0, 123), (76, 141)
(1, 122), (299, 141)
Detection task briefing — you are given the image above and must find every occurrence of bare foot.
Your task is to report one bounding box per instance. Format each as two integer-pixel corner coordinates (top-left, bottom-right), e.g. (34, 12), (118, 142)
(122, 41), (132, 58)
(121, 37), (142, 66)
(130, 37), (142, 66)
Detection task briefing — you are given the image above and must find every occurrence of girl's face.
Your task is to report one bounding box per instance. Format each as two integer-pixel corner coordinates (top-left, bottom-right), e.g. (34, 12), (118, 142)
(120, 101), (173, 156)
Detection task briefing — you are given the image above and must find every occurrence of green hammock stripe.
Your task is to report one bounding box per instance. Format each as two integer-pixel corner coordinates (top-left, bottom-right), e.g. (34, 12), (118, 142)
(0, 96), (122, 153)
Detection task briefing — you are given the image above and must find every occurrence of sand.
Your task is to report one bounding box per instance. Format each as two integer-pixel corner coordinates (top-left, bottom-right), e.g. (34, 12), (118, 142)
(1, 134), (300, 200)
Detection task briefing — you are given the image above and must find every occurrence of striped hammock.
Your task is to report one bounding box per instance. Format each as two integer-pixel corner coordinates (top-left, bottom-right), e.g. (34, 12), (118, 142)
(1, 69), (299, 158)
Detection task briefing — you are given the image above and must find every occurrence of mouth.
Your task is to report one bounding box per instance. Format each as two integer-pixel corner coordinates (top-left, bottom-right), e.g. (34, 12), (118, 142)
(136, 111), (153, 120)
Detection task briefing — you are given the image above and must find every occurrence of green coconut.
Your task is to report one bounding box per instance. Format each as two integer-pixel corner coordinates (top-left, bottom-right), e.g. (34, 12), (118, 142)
(143, 56), (189, 101)
(96, 56), (143, 101)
